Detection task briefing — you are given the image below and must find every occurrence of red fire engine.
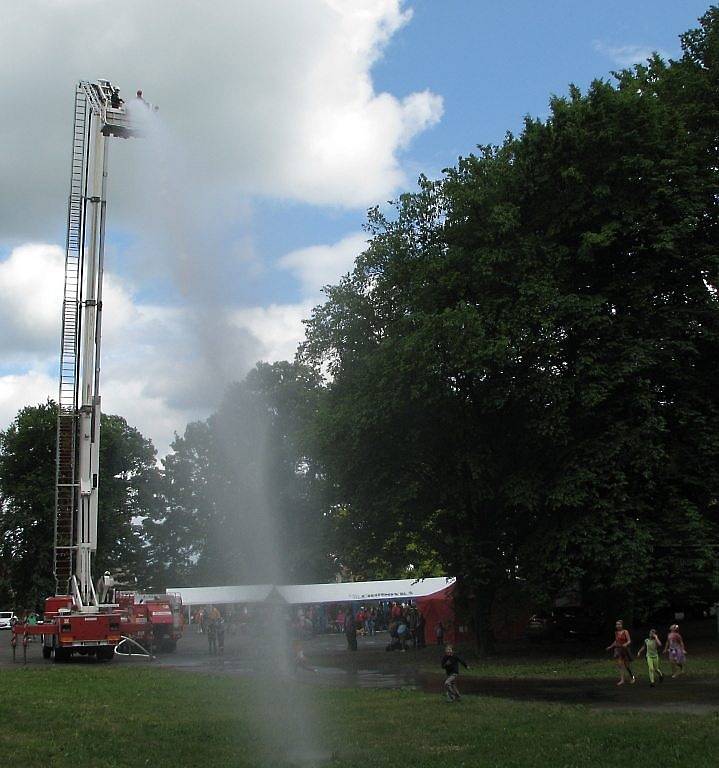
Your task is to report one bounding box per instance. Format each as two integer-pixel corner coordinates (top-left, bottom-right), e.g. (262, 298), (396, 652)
(118, 593), (185, 652)
(11, 80), (178, 662)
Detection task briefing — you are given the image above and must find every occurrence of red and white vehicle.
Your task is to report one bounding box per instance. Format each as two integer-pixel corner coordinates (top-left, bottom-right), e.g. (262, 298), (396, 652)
(117, 593), (185, 652)
(11, 80), (148, 662)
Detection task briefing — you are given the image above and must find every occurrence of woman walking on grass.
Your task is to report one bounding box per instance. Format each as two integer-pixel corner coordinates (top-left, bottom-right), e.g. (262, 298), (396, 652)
(665, 624), (687, 677)
(636, 629), (664, 687)
(606, 619), (636, 686)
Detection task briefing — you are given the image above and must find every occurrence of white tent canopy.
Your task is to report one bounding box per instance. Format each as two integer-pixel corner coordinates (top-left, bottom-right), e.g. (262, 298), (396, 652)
(168, 577), (455, 606)
(165, 584), (273, 606)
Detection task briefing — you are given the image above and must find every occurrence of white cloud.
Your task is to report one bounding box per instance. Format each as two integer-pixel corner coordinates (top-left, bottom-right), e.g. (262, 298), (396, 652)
(593, 40), (670, 68)
(0, 243), (315, 455)
(0, 2), (442, 452)
(0, 242), (141, 362)
(0, 371), (56, 429)
(279, 232), (367, 297)
(233, 302), (316, 364)
(0, 0), (443, 239)
(0, 244), (64, 358)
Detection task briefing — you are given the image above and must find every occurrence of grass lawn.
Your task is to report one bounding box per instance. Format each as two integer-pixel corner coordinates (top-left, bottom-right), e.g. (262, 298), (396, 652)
(2, 666), (718, 768)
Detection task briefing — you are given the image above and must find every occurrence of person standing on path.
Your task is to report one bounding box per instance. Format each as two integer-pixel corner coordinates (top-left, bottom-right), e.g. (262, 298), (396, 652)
(416, 610), (426, 649)
(206, 617), (217, 655)
(435, 621), (445, 646)
(215, 615), (225, 657)
(206, 606), (221, 655)
(408, 606), (419, 649)
(665, 624), (687, 677)
(344, 609), (358, 651)
(606, 619), (636, 686)
(441, 644), (469, 702)
(366, 607), (376, 636)
(636, 629), (664, 687)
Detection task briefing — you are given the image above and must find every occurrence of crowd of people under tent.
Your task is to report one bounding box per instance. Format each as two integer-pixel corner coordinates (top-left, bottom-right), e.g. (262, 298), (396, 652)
(341, 602), (431, 652)
(190, 600), (444, 654)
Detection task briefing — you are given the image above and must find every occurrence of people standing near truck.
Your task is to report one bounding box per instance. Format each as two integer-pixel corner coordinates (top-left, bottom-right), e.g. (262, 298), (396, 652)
(441, 644), (469, 702)
(665, 624), (687, 677)
(636, 629), (664, 687)
(606, 619), (636, 685)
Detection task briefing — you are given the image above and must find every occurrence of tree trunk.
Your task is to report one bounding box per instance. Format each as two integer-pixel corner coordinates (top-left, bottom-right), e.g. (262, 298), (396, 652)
(474, 585), (496, 657)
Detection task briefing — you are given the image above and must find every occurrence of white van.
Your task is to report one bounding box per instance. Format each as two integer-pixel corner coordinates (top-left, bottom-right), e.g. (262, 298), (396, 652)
(0, 611), (17, 630)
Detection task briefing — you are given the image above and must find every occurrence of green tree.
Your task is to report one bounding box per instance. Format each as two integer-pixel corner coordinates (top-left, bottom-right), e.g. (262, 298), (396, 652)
(0, 402), (56, 609)
(150, 361), (332, 587)
(302, 8), (719, 652)
(94, 413), (162, 585)
(0, 402), (162, 608)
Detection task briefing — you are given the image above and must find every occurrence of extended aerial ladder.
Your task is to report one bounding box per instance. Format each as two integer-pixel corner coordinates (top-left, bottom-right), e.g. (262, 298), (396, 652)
(55, 79), (141, 610)
(13, 80), (144, 661)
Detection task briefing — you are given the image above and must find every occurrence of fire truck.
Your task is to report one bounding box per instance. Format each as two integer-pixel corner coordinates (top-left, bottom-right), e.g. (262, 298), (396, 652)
(117, 593), (185, 652)
(11, 80), (170, 662)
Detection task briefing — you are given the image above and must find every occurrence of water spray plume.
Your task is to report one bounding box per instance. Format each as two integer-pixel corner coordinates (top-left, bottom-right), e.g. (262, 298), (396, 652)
(114, 87), (329, 765)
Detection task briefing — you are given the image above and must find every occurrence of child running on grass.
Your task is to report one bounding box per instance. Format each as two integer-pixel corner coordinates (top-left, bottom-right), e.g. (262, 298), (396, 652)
(665, 624), (687, 677)
(636, 629), (664, 687)
(441, 644), (469, 702)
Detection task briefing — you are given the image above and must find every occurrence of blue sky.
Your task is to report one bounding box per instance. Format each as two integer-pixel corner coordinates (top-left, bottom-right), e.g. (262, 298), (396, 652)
(0, 1), (710, 453)
(248, 0), (709, 302)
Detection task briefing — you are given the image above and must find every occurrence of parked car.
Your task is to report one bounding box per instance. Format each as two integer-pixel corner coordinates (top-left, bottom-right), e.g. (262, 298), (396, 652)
(527, 607), (605, 641)
(0, 611), (17, 630)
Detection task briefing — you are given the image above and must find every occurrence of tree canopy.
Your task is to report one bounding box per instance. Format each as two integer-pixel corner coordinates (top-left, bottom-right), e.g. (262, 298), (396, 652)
(301, 7), (719, 651)
(0, 402), (161, 609)
(146, 361), (332, 588)
(1, 10), (717, 653)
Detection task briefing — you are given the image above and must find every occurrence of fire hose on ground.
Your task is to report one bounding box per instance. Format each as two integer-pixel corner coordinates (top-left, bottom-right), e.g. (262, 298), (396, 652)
(114, 635), (156, 660)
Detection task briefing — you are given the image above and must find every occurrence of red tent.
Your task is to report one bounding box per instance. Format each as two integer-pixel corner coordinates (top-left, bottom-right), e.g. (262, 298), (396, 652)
(416, 580), (463, 645)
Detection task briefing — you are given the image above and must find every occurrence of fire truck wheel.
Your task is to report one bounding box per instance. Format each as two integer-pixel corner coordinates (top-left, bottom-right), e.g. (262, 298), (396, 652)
(42, 644), (52, 659)
(51, 646), (69, 663)
(97, 647), (114, 662)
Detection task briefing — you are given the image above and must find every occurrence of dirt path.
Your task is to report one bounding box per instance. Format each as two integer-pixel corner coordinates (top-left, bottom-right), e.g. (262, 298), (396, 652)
(416, 672), (719, 711)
